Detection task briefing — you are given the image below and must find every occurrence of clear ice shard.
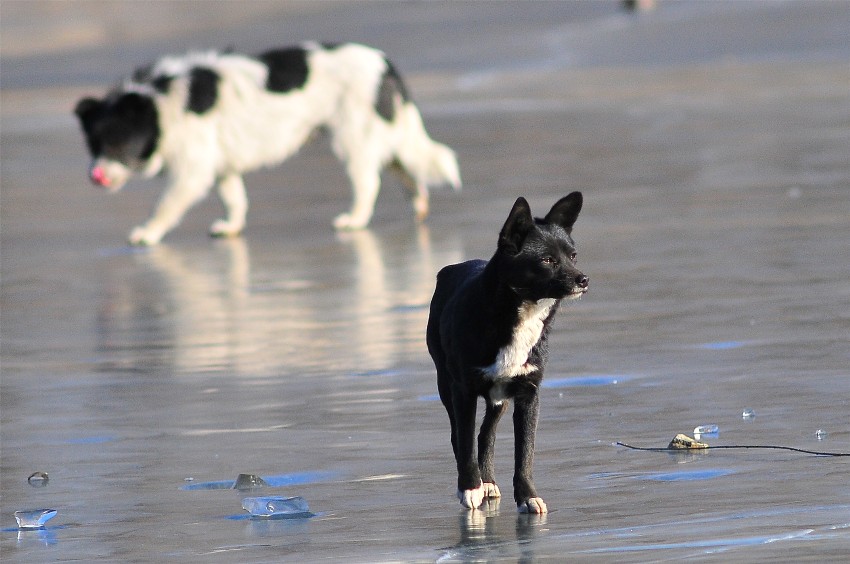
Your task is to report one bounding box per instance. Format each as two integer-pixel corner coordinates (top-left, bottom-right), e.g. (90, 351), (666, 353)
(693, 424), (719, 438)
(241, 496), (311, 518)
(14, 509), (57, 529)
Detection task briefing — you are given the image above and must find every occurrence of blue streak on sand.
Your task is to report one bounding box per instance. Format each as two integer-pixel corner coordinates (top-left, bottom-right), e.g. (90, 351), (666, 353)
(180, 470), (337, 491)
(699, 341), (747, 350)
(641, 469), (734, 482)
(419, 375), (629, 401)
(542, 375), (629, 388)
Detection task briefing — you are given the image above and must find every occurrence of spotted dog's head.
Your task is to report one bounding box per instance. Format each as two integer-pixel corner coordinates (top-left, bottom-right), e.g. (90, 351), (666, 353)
(74, 91), (161, 192)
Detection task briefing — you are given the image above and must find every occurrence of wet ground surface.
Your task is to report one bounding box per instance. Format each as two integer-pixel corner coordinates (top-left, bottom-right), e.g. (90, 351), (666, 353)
(2, 1), (850, 561)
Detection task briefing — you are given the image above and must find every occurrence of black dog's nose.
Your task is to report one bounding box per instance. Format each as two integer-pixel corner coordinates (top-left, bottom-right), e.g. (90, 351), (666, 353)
(576, 274), (589, 288)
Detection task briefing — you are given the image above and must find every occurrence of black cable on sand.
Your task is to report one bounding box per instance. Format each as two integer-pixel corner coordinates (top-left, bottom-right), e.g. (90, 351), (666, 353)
(616, 441), (850, 457)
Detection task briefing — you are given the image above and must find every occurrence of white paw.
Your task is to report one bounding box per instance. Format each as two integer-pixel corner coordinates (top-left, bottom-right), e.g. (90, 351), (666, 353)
(333, 213), (370, 231)
(128, 226), (162, 246)
(481, 482), (501, 499)
(457, 484), (486, 510)
(518, 497), (548, 514)
(209, 219), (243, 238)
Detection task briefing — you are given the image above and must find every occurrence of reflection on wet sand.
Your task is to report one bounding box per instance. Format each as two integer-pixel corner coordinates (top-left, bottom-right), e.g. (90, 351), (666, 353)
(336, 226), (458, 373)
(94, 226), (461, 378)
(440, 499), (548, 563)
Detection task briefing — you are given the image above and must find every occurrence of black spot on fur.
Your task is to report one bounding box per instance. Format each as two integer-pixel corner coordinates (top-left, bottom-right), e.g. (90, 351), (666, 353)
(131, 64), (172, 93)
(257, 48), (309, 93)
(376, 59), (409, 122)
(151, 76), (173, 94)
(187, 67), (219, 114)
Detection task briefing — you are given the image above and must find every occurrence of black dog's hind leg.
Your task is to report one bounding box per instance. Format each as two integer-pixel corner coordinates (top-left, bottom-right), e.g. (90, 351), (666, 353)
(436, 367), (457, 457)
(478, 400), (508, 499)
(513, 391), (548, 514)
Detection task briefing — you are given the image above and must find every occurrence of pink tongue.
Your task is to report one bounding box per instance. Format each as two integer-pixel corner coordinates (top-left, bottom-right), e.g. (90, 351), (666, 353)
(91, 166), (110, 186)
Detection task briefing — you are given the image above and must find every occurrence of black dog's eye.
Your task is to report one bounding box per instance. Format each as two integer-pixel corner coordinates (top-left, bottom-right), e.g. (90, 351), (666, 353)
(570, 252), (577, 263)
(542, 256), (558, 266)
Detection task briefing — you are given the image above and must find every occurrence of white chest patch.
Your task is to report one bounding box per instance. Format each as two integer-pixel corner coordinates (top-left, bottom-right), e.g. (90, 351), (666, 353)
(481, 298), (555, 381)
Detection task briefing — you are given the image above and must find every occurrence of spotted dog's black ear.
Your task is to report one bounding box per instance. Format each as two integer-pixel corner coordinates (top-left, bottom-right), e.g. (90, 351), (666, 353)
(74, 97), (102, 122)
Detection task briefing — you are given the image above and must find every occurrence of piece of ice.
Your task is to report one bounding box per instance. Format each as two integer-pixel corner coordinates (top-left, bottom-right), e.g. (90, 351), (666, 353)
(14, 509), (57, 529)
(816, 429), (828, 441)
(233, 473), (269, 491)
(742, 408), (755, 419)
(27, 471), (49, 487)
(693, 425), (719, 438)
(241, 496), (310, 517)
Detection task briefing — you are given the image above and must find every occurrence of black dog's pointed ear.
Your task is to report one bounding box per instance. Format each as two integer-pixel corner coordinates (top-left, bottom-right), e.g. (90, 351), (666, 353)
(74, 97), (101, 121)
(499, 197), (535, 253)
(544, 191), (583, 233)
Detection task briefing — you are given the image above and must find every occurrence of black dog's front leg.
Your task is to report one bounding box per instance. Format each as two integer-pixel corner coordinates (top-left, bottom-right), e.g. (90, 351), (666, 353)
(513, 391), (548, 514)
(453, 389), (484, 509)
(478, 400), (508, 499)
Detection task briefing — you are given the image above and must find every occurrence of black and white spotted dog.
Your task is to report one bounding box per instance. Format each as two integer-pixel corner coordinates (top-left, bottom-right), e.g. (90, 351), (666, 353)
(75, 42), (461, 245)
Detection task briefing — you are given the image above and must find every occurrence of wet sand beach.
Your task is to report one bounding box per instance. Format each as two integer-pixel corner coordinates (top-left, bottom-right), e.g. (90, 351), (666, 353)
(2, 1), (850, 561)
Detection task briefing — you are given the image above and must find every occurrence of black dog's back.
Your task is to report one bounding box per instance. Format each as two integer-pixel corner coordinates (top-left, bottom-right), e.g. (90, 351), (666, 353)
(427, 260), (486, 324)
(426, 259), (486, 362)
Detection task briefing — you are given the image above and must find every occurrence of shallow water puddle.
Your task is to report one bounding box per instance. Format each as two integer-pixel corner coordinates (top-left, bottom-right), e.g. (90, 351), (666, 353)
(540, 505), (850, 556)
(577, 529), (815, 554)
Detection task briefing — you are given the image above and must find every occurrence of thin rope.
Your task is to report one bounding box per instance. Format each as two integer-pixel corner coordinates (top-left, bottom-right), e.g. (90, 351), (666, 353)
(616, 441), (850, 457)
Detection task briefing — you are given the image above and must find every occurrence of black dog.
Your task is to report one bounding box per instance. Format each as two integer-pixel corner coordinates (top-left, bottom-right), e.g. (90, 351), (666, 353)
(426, 193), (587, 513)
